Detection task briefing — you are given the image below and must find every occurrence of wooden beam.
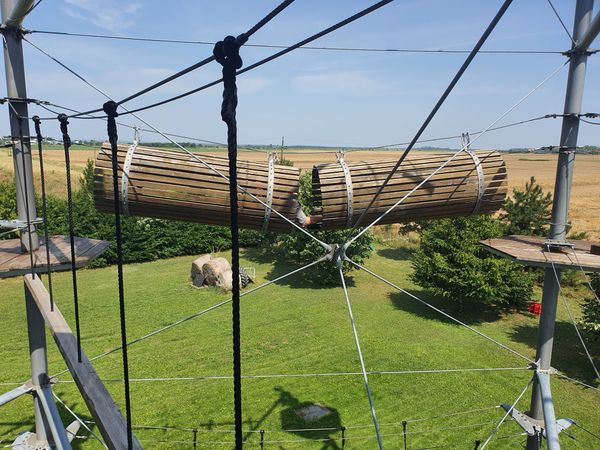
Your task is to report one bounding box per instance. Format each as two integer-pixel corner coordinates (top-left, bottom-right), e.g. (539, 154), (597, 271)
(24, 274), (142, 450)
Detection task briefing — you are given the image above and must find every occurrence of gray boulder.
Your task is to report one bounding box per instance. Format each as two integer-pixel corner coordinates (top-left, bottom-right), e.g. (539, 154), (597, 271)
(191, 254), (212, 287)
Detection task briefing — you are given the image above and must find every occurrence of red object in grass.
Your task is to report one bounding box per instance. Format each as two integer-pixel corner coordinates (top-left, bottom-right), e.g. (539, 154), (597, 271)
(528, 302), (542, 315)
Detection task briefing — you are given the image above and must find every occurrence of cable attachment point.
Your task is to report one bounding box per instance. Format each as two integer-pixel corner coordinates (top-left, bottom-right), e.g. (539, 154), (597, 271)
(32, 115), (42, 142)
(57, 113), (71, 148)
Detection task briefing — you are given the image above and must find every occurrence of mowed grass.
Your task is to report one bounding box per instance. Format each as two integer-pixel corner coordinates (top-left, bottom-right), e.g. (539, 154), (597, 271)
(1, 149), (599, 239)
(1, 247), (599, 449)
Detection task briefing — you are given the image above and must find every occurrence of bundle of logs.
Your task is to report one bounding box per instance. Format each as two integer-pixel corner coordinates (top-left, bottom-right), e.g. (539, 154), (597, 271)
(94, 143), (507, 231)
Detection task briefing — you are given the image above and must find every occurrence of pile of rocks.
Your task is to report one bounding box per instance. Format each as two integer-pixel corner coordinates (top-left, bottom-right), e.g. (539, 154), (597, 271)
(191, 254), (251, 291)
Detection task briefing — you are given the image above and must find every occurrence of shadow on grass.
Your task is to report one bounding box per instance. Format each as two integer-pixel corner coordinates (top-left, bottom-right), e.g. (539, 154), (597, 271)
(509, 321), (600, 386)
(388, 289), (504, 326)
(377, 246), (415, 261)
(240, 387), (343, 449)
(244, 247), (356, 290)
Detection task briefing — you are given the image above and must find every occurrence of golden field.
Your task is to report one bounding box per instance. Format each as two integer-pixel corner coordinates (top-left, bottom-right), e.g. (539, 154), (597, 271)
(1, 147), (598, 240)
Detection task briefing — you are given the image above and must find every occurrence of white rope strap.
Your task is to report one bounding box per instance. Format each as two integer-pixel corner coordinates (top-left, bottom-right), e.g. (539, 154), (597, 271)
(262, 152), (276, 233)
(464, 148), (485, 214)
(337, 152), (353, 227)
(120, 128), (140, 215)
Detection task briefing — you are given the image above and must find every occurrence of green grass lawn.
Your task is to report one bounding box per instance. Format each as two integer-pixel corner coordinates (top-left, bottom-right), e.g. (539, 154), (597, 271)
(1, 246), (599, 449)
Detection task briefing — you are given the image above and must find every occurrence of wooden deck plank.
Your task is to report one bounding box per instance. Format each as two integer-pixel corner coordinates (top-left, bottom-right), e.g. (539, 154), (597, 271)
(480, 235), (600, 272)
(24, 274), (142, 450)
(0, 236), (110, 278)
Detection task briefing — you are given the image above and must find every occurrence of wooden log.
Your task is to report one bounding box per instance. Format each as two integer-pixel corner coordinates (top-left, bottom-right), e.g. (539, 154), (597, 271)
(94, 144), (301, 232)
(312, 151), (507, 229)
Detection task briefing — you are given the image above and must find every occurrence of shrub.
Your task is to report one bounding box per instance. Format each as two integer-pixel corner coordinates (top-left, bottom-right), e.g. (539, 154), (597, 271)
(502, 176), (552, 236)
(276, 157), (294, 167)
(579, 274), (600, 339)
(0, 179), (17, 220)
(411, 215), (534, 308)
(270, 171), (374, 286)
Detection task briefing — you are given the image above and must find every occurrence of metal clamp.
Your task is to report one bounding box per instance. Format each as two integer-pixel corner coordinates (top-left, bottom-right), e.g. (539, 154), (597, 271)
(464, 148), (485, 214)
(120, 128), (140, 215)
(261, 152), (276, 233)
(337, 152), (353, 227)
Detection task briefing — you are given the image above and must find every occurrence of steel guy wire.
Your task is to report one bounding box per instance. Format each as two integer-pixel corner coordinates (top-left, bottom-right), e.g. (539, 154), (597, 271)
(544, 249), (600, 380)
(570, 249), (600, 305)
(52, 391), (108, 449)
(351, 0), (514, 229)
(115, 0), (296, 108)
(95, 0), (396, 118)
(345, 60), (569, 248)
(49, 255), (328, 380)
(478, 378), (533, 449)
(555, 373), (600, 392)
(347, 258), (534, 363)
(28, 30), (567, 55)
(545, 0), (576, 45)
(53, 366), (529, 386)
(338, 266), (383, 450)
(23, 38), (331, 251)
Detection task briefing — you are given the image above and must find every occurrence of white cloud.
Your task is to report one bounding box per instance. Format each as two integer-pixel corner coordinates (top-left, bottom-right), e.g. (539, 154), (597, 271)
(63, 0), (142, 32)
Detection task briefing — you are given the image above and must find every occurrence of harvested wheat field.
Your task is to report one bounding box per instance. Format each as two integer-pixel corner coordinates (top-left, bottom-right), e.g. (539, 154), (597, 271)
(1, 148), (598, 239)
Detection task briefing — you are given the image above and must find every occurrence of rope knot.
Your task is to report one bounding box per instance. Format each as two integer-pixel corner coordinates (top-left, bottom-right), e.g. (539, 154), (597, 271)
(213, 35), (243, 70)
(32, 115), (42, 141)
(102, 100), (119, 118)
(102, 101), (119, 145)
(57, 113), (71, 148)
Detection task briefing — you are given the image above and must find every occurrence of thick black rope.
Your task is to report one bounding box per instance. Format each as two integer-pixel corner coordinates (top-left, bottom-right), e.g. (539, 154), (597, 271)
(34, 0), (295, 119)
(32, 115), (54, 311)
(16, 116), (35, 277)
(102, 100), (134, 450)
(53, 0), (393, 119)
(214, 35), (244, 450)
(352, 0), (514, 229)
(58, 113), (82, 362)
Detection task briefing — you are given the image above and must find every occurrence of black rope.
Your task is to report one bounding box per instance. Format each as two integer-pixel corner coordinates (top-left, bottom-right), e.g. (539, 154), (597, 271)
(58, 113), (82, 362)
(352, 0), (514, 229)
(15, 116), (35, 276)
(105, 0), (394, 117)
(102, 100), (134, 450)
(214, 34), (244, 450)
(402, 420), (407, 450)
(32, 115), (54, 311)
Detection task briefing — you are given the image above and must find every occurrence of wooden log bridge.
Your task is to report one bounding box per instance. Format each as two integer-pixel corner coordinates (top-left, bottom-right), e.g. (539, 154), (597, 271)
(94, 145), (507, 231)
(94, 143), (300, 232)
(313, 150), (507, 229)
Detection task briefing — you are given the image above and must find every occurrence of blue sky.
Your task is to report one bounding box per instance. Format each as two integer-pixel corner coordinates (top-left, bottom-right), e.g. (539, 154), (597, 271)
(4, 0), (600, 149)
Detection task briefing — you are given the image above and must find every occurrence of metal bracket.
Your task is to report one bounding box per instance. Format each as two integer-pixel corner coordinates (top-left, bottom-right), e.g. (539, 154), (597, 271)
(261, 152), (276, 233)
(336, 152), (353, 227)
(544, 239), (576, 253)
(0, 218), (42, 230)
(120, 128), (140, 215)
(464, 148), (485, 214)
(500, 404), (540, 436)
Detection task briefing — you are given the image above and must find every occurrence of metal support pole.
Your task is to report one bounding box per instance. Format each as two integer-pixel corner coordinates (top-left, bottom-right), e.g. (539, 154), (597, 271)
(526, 1), (594, 449)
(1, 0), (38, 252)
(536, 371), (560, 449)
(25, 283), (51, 445)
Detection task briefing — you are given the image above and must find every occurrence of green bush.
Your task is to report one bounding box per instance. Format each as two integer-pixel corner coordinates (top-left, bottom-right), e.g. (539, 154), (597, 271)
(412, 215), (534, 308)
(269, 171), (374, 286)
(0, 180), (17, 220)
(502, 176), (552, 236)
(580, 274), (600, 339)
(3, 160), (266, 264)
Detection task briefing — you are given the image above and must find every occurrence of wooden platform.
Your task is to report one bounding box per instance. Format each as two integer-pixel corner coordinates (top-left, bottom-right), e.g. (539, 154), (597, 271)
(0, 235), (110, 278)
(480, 235), (600, 272)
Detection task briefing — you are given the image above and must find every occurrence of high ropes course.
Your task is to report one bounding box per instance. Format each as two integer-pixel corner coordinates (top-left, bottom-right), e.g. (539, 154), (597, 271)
(0, 0), (599, 449)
